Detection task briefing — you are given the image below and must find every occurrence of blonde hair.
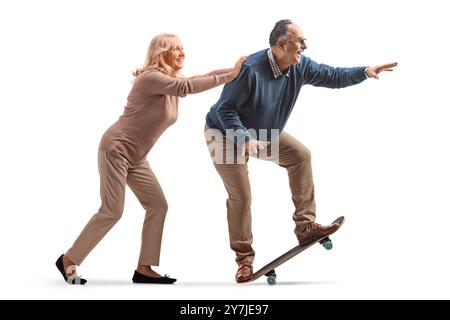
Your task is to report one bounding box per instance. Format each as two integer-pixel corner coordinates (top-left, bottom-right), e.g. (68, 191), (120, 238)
(133, 33), (180, 77)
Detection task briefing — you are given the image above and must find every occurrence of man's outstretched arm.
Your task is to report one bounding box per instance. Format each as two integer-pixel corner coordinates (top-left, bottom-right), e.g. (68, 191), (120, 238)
(300, 56), (397, 88)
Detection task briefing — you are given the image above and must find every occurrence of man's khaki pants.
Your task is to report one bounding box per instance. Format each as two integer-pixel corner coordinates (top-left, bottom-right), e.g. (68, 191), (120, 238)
(66, 151), (167, 266)
(205, 126), (316, 265)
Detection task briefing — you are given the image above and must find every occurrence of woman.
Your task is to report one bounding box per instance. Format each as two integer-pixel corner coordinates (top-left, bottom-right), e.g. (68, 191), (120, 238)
(55, 33), (246, 284)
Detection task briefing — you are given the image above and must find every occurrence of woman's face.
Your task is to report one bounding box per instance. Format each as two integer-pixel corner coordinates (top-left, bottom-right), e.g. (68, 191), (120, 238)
(165, 38), (185, 71)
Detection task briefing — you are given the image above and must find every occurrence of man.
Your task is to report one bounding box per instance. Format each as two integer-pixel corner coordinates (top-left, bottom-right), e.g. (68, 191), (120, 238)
(204, 19), (397, 283)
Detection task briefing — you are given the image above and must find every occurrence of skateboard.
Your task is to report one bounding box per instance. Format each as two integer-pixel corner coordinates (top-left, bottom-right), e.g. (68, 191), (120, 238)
(241, 216), (345, 285)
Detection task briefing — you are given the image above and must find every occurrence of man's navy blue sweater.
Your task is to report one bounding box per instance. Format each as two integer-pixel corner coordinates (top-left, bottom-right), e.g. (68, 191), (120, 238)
(206, 49), (367, 143)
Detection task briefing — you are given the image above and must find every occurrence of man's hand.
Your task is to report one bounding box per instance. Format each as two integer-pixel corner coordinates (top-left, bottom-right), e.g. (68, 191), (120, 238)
(366, 62), (398, 80)
(242, 140), (270, 157)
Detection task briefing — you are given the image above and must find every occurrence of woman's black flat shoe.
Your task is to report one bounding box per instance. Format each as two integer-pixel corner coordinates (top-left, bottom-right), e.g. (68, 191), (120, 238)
(132, 270), (176, 284)
(55, 254), (87, 285)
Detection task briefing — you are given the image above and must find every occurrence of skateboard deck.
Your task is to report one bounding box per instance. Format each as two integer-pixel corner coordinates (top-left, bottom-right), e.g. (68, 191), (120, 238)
(241, 216), (345, 284)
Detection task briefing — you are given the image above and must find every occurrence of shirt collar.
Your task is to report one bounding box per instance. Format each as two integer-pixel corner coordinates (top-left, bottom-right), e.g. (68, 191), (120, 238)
(267, 48), (289, 78)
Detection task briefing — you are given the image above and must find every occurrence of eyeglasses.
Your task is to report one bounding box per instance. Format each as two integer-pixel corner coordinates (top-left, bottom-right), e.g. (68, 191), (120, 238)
(289, 36), (307, 45)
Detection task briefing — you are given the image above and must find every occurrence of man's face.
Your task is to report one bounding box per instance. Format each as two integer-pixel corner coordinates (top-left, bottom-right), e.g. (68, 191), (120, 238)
(283, 24), (307, 65)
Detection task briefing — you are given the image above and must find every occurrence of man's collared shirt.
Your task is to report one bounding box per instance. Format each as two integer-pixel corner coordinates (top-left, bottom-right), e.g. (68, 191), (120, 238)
(267, 48), (289, 78)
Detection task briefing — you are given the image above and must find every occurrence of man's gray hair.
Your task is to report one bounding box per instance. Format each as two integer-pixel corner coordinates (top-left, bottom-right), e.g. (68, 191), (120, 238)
(269, 19), (292, 47)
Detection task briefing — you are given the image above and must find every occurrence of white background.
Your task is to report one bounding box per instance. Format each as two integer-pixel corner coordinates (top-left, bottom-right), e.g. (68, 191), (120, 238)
(1, 0), (449, 299)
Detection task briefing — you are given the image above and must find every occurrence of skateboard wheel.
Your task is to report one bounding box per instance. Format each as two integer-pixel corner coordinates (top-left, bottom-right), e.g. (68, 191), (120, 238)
(320, 237), (333, 250)
(267, 275), (276, 285)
